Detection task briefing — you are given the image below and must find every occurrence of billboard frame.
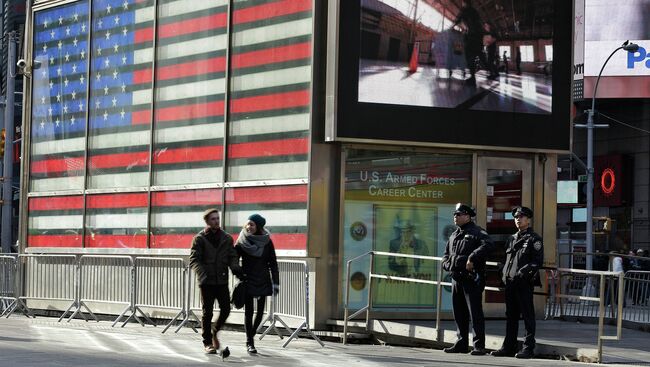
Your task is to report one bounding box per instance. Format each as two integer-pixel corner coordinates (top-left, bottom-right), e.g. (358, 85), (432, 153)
(325, 0), (574, 153)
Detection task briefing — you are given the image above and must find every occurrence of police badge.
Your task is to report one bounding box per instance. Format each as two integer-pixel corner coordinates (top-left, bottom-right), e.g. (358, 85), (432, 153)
(534, 241), (542, 251)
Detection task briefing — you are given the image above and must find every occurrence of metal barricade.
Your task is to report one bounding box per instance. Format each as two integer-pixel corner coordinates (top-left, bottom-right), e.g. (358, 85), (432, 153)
(59, 255), (134, 323)
(342, 250), (501, 345)
(548, 268), (624, 362)
(9, 254), (77, 319)
(125, 257), (185, 333)
(0, 255), (28, 317)
(622, 271), (650, 323)
(258, 259), (324, 348)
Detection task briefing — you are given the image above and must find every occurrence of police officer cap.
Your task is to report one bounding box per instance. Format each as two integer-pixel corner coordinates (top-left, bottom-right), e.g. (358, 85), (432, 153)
(454, 203), (476, 217)
(512, 206), (533, 218)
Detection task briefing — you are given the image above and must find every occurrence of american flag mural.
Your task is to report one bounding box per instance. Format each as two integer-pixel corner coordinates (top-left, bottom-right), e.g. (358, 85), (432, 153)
(27, 0), (311, 254)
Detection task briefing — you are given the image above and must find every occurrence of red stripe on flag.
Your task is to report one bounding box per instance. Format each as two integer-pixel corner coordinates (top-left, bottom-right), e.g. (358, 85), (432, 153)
(134, 27), (153, 43)
(150, 234), (195, 249)
(86, 193), (148, 209)
(231, 233), (307, 251)
(229, 137), (308, 158)
(88, 151), (149, 169)
(85, 235), (148, 248)
(154, 100), (224, 123)
(31, 157), (84, 174)
(29, 196), (84, 211)
(133, 68), (152, 84)
(135, 57), (227, 84)
(132, 109), (152, 125)
(233, 0), (311, 25)
(231, 42), (311, 69)
(28, 235), (82, 248)
(152, 189), (222, 207)
(158, 57), (226, 81)
(158, 12), (227, 39)
(225, 185), (308, 204)
(154, 145), (224, 164)
(230, 90), (310, 114)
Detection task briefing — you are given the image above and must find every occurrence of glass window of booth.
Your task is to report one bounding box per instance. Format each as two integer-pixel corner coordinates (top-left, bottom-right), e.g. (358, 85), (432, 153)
(226, 0), (312, 181)
(29, 2), (91, 192)
(84, 193), (149, 248)
(86, 0), (155, 189)
(149, 189), (222, 249)
(27, 196), (84, 248)
(342, 148), (472, 311)
(224, 185), (308, 256)
(151, 0), (228, 185)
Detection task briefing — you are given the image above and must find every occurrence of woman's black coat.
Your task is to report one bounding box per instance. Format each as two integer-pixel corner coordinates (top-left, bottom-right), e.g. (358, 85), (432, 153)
(235, 239), (280, 297)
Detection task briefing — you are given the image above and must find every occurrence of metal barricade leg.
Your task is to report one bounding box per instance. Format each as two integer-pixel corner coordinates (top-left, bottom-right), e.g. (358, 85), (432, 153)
(173, 266), (199, 333)
(258, 295), (285, 341)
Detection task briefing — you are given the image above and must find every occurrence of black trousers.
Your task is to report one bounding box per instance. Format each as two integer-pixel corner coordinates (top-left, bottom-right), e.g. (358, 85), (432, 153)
(451, 278), (485, 349)
(244, 295), (267, 345)
(502, 279), (536, 352)
(200, 284), (231, 346)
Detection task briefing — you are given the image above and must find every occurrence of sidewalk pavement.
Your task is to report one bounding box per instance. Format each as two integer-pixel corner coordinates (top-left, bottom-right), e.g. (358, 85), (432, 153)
(0, 316), (623, 367)
(366, 319), (650, 364)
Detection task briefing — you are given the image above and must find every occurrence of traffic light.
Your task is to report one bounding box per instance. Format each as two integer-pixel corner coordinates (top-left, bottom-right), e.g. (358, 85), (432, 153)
(0, 128), (5, 158)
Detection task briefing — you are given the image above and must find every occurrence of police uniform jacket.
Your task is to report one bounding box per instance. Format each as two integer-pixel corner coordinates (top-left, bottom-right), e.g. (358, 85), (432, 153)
(502, 227), (543, 286)
(442, 221), (494, 278)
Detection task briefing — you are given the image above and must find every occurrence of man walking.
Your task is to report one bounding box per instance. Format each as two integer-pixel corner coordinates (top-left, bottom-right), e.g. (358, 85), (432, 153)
(189, 208), (244, 358)
(492, 206), (543, 359)
(442, 203), (494, 355)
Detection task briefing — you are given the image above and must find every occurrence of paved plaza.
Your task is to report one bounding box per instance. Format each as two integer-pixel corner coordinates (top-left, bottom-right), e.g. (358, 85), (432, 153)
(0, 317), (647, 366)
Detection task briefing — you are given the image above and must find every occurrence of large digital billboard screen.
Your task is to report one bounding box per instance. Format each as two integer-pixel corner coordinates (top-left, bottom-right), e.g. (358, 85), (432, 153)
(585, 0), (650, 77)
(328, 0), (572, 151)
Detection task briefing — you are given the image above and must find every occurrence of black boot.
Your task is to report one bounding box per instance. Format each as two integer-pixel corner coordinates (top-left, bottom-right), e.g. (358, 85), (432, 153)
(247, 341), (258, 354)
(443, 343), (469, 354)
(515, 349), (534, 359)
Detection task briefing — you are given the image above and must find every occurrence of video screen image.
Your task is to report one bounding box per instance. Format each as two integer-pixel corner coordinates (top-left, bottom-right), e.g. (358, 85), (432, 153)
(358, 0), (555, 114)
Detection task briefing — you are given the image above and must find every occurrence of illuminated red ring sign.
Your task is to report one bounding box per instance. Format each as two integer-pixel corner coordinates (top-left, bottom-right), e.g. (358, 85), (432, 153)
(601, 168), (616, 195)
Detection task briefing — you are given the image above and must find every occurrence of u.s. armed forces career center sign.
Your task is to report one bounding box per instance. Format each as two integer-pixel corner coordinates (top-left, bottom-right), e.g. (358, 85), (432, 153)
(345, 170), (469, 203)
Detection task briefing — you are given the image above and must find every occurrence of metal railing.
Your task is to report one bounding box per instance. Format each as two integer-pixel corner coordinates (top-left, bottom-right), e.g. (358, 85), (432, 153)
(2, 253), (317, 345)
(344, 251), (626, 363)
(552, 252), (650, 324)
(546, 268), (624, 362)
(60, 255), (133, 323)
(20, 254), (77, 321)
(624, 271), (650, 323)
(0, 254), (29, 317)
(342, 251), (500, 345)
(258, 259), (324, 348)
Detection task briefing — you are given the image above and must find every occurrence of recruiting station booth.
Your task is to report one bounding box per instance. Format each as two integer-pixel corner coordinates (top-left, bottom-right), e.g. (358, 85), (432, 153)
(17, 0), (572, 328)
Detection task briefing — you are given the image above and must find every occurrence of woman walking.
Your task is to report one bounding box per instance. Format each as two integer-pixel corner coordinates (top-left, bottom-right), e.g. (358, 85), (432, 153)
(235, 214), (279, 354)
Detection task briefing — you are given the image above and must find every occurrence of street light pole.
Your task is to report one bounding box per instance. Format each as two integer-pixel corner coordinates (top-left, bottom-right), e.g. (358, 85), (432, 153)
(575, 41), (639, 271)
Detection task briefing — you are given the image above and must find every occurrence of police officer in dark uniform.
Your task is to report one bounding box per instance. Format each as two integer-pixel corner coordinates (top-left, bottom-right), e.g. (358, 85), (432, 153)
(492, 206), (543, 359)
(442, 203), (494, 355)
